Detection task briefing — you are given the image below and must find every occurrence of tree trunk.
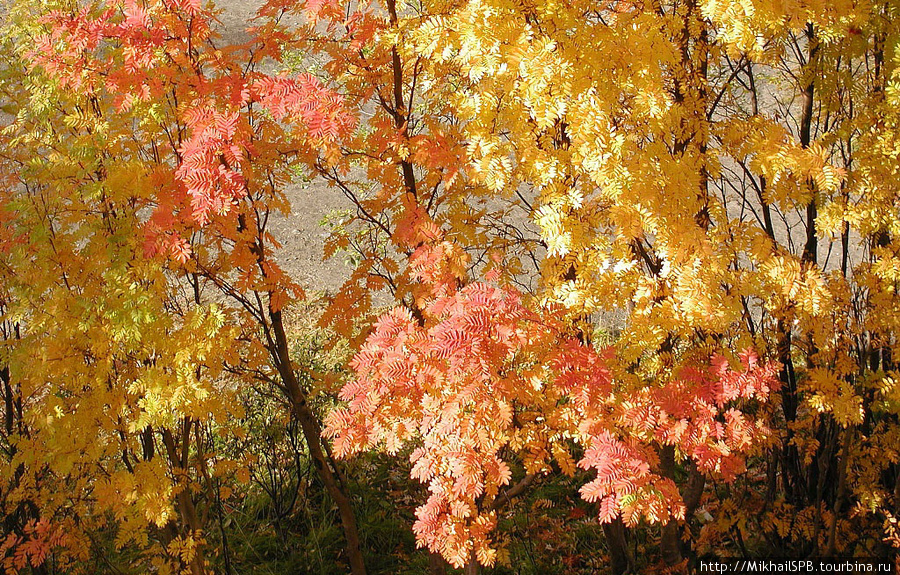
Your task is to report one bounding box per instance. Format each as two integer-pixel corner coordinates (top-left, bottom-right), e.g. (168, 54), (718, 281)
(602, 518), (634, 574)
(269, 309), (367, 575)
(428, 551), (447, 574)
(162, 425), (206, 575)
(659, 446), (682, 566)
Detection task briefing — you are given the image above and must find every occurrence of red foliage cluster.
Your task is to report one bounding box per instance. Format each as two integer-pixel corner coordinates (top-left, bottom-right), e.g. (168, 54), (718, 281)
(0, 518), (71, 573)
(253, 75), (356, 140)
(175, 107), (246, 225)
(26, 0), (355, 263)
(326, 233), (781, 567)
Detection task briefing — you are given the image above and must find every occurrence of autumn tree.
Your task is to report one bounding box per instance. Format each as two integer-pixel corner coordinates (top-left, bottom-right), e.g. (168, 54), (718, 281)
(0, 6), (242, 571)
(1, 0), (365, 571)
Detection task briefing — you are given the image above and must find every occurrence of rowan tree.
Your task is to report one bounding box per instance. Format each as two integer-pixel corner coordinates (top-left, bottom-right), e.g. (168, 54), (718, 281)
(0, 0), (362, 571)
(249, 0), (781, 569)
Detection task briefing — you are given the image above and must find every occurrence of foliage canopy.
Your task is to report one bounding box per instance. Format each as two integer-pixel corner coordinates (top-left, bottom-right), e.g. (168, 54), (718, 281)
(3, 0), (900, 572)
